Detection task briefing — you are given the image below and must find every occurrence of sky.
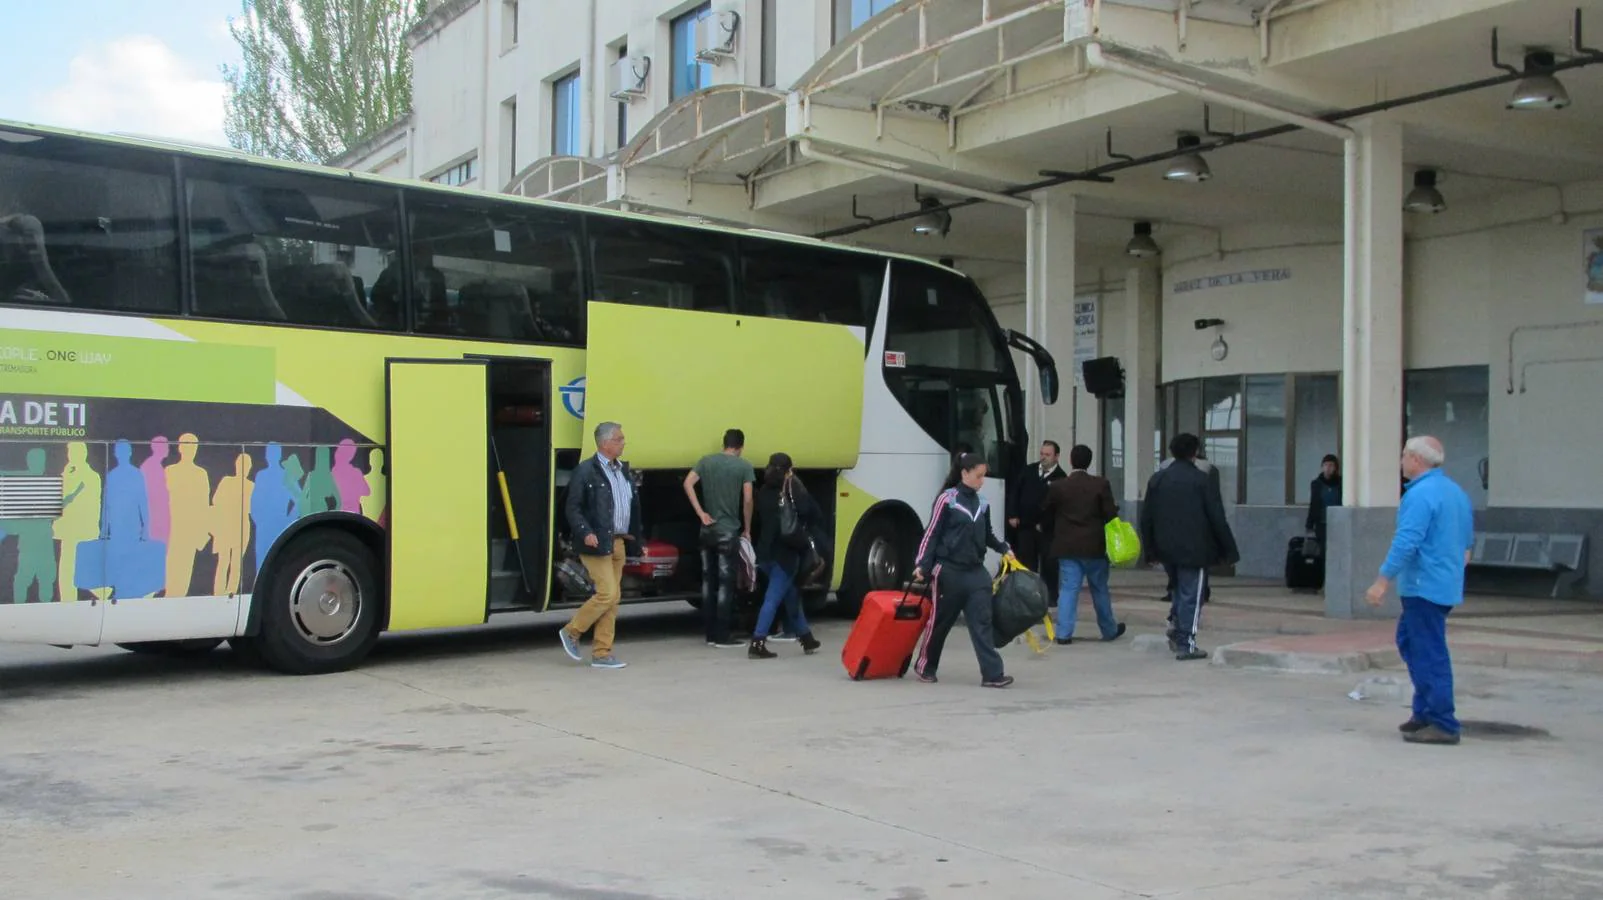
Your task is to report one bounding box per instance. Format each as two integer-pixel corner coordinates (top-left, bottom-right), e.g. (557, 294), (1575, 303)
(0, 1), (245, 147)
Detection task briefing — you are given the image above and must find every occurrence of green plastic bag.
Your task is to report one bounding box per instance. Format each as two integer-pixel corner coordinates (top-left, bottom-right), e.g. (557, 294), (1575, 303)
(1106, 518), (1141, 567)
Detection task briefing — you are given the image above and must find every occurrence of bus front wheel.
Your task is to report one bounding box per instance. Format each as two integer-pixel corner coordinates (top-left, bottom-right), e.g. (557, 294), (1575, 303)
(255, 529), (382, 675)
(836, 514), (913, 618)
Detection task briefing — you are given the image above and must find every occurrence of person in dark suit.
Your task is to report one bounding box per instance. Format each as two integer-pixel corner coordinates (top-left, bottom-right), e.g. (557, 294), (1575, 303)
(1041, 444), (1126, 644)
(1006, 440), (1067, 600)
(1141, 433), (1239, 661)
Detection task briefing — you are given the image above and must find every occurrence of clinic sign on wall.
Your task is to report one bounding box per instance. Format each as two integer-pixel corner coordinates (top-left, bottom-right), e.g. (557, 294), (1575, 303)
(1072, 295), (1098, 388)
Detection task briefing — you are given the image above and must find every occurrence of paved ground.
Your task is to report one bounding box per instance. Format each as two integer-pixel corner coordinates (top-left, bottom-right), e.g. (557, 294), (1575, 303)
(4, 601), (1603, 900)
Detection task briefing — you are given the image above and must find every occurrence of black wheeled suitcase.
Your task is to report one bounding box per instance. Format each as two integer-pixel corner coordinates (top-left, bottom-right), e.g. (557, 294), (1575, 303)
(1285, 536), (1324, 590)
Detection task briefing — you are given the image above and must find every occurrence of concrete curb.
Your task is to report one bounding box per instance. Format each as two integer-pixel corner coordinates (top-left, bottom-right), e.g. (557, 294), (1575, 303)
(1205, 639), (1603, 677)
(1210, 643), (1380, 674)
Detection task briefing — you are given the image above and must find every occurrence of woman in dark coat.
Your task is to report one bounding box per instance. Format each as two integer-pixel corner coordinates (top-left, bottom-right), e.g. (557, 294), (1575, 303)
(749, 452), (822, 659)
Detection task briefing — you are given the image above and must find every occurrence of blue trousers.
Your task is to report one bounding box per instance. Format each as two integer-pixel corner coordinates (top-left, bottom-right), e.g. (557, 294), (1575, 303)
(1398, 595), (1459, 734)
(1056, 557), (1118, 639)
(754, 561), (808, 639)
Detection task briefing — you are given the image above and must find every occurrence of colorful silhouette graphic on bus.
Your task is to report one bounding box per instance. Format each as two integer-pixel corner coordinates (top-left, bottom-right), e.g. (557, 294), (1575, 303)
(211, 453), (254, 596)
(251, 443), (296, 565)
(4, 449), (56, 603)
(93, 439), (165, 599)
(332, 439), (370, 515)
(307, 445), (340, 513)
(282, 451), (309, 519)
(362, 447), (386, 522)
(139, 435), (172, 542)
(164, 433), (212, 598)
(55, 441), (103, 602)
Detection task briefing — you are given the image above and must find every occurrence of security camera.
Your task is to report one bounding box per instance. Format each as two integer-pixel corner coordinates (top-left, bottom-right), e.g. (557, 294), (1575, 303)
(1194, 317), (1224, 330)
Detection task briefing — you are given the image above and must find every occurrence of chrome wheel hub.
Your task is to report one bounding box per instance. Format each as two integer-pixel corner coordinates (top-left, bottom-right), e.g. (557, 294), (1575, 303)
(289, 559), (361, 645)
(866, 536), (900, 590)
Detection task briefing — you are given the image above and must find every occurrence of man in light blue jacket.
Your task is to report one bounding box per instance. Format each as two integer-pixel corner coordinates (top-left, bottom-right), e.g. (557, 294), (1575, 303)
(1366, 436), (1475, 745)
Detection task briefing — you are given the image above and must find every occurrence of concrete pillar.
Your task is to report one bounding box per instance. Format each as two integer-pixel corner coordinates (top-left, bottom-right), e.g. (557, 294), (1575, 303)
(1327, 115), (1406, 619)
(1122, 263), (1161, 506)
(1025, 188), (1076, 450)
(1343, 116), (1406, 508)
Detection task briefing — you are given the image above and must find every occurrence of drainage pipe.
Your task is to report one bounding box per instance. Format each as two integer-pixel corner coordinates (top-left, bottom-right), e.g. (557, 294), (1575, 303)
(795, 139), (1034, 208)
(1083, 42), (1353, 140)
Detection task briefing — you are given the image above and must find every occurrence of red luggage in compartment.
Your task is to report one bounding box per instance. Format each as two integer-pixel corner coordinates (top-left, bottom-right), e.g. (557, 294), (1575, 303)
(841, 587), (931, 681)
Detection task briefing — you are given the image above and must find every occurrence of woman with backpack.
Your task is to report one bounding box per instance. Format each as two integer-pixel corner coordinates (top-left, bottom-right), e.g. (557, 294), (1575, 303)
(749, 452), (823, 659)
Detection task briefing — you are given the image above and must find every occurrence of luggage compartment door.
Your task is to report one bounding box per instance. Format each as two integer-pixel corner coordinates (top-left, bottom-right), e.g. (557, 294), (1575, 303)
(583, 302), (866, 470)
(385, 359), (490, 630)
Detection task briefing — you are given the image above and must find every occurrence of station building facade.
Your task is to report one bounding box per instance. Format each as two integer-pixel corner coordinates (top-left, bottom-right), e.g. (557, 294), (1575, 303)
(335, 0), (1603, 613)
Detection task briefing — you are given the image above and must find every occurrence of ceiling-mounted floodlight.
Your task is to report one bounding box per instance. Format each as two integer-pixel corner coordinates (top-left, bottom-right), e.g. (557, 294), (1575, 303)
(1126, 221), (1160, 258)
(1163, 135), (1212, 182)
(1508, 50), (1572, 109)
(1493, 27), (1575, 111)
(911, 195), (951, 237)
(1403, 169), (1446, 214)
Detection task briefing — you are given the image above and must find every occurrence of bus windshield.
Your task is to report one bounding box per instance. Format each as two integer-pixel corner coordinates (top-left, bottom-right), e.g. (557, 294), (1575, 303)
(882, 260), (1023, 477)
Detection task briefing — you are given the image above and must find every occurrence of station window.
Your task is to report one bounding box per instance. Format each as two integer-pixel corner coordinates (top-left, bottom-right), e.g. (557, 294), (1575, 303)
(587, 216), (734, 313)
(833, 0), (897, 43)
(1163, 373), (1332, 506)
(407, 196), (584, 344)
(185, 161), (402, 331)
(428, 158), (477, 187)
(739, 240), (880, 328)
(552, 70), (581, 156)
(670, 4), (713, 99)
(0, 129), (180, 314)
(1405, 365), (1490, 508)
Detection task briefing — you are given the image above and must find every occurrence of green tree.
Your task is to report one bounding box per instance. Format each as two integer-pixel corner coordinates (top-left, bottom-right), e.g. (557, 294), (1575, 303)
(222, 0), (427, 164)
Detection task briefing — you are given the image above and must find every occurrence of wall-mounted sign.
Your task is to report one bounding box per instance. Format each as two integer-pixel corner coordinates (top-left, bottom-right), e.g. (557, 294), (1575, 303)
(1173, 268), (1292, 295)
(1072, 296), (1098, 388)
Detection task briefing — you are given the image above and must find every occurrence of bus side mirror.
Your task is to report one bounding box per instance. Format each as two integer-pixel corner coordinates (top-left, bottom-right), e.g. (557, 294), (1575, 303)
(1005, 329), (1060, 405)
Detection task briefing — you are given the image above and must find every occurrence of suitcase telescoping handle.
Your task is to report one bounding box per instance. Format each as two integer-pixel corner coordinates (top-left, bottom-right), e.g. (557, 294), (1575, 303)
(899, 581), (929, 607)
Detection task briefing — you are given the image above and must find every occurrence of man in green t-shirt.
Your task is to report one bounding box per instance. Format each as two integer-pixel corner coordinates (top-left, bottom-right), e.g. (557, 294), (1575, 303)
(684, 429), (754, 647)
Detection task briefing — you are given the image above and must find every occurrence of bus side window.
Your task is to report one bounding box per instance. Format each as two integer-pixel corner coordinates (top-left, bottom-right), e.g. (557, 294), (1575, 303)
(738, 240), (880, 330)
(406, 195), (584, 344)
(586, 216), (734, 314)
(184, 161), (402, 331)
(0, 128), (180, 314)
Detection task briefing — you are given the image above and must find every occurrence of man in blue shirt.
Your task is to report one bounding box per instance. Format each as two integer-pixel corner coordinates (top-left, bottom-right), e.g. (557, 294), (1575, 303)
(1366, 436), (1475, 745)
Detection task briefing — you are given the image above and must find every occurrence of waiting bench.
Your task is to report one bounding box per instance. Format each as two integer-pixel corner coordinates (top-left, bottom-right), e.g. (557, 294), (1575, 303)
(1468, 532), (1590, 598)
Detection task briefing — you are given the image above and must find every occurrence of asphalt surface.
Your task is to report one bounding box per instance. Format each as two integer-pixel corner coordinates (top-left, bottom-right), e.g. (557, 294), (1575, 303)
(3, 603), (1602, 899)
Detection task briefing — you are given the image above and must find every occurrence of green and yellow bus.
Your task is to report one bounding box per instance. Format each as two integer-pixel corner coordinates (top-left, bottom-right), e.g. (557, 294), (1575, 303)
(0, 120), (1057, 674)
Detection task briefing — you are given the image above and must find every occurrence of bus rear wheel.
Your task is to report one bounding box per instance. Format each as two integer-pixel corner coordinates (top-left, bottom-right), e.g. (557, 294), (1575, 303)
(255, 529), (381, 675)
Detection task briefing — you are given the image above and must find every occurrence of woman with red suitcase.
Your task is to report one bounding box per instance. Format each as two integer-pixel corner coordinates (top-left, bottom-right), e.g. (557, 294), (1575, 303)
(911, 452), (1016, 688)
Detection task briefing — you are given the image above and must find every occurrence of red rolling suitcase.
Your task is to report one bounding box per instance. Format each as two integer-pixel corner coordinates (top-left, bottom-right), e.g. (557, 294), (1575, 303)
(841, 586), (931, 681)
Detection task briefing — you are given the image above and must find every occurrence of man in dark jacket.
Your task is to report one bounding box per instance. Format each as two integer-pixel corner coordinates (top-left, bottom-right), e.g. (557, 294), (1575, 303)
(1306, 453), (1342, 545)
(558, 421), (642, 669)
(1007, 440), (1067, 601)
(1140, 433), (1239, 661)
(1041, 444), (1126, 644)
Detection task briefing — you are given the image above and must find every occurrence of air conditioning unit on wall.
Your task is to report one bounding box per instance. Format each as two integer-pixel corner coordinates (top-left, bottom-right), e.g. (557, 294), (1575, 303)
(608, 55), (650, 101)
(694, 10), (740, 62)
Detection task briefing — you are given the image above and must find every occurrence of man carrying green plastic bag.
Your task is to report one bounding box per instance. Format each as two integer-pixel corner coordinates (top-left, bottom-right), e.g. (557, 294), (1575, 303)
(1106, 517), (1142, 567)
